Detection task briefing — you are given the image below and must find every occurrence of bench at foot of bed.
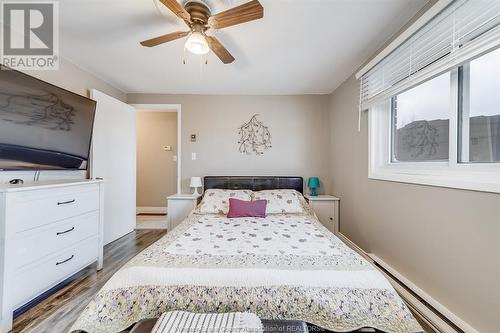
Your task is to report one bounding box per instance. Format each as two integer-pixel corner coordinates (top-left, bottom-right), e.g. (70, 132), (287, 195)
(124, 318), (310, 333)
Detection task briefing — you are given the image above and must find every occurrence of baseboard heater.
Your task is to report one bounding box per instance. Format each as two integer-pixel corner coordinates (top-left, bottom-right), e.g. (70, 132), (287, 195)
(336, 233), (479, 333)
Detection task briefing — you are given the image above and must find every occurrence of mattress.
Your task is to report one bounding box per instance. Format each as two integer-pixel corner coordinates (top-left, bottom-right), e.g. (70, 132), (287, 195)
(71, 199), (421, 333)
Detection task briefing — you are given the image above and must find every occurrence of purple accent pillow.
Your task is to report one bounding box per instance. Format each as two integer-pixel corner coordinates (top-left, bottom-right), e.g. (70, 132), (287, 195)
(227, 198), (267, 218)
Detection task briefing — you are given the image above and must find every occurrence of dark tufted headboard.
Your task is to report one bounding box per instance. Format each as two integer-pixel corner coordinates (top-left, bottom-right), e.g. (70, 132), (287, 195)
(203, 176), (304, 194)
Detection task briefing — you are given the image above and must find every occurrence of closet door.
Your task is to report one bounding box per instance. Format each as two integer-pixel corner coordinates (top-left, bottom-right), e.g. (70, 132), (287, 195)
(91, 90), (136, 245)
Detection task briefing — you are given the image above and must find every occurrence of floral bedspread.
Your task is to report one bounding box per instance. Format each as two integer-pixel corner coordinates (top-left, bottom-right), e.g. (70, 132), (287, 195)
(71, 202), (422, 333)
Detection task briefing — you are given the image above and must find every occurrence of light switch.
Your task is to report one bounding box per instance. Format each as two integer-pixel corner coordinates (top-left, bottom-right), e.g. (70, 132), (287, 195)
(191, 152), (197, 160)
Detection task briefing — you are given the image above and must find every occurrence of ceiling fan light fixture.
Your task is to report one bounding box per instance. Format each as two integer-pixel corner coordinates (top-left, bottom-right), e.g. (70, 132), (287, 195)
(140, 0), (263, 64)
(185, 32), (210, 55)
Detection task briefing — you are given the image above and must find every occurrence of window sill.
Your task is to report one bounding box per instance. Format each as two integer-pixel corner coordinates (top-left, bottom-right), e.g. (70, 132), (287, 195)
(369, 166), (500, 194)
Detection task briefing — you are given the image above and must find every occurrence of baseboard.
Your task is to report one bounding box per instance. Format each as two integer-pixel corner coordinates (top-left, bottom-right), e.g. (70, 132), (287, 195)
(136, 206), (166, 214)
(336, 232), (478, 333)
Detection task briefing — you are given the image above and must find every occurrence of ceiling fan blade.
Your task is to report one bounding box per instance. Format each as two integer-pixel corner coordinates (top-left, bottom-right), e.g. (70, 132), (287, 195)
(206, 36), (235, 64)
(209, 0), (263, 29)
(140, 31), (190, 47)
(159, 0), (191, 22)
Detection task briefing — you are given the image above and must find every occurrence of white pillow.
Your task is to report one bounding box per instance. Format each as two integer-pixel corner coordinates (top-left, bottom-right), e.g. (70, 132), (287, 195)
(252, 189), (305, 214)
(198, 189), (253, 214)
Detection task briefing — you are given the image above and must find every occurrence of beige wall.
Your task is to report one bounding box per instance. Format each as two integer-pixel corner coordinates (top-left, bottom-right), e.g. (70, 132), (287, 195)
(26, 57), (126, 102)
(127, 94), (332, 194)
(328, 75), (500, 333)
(136, 111), (178, 207)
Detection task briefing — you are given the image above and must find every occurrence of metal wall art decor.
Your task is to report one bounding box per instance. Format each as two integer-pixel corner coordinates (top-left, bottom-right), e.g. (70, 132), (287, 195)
(237, 114), (272, 155)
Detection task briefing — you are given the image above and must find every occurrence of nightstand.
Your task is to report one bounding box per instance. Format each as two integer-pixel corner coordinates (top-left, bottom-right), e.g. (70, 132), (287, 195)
(305, 195), (340, 234)
(167, 194), (201, 230)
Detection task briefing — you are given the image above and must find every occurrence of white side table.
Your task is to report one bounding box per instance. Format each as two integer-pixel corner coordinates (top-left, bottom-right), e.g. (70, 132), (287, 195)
(305, 195), (340, 234)
(167, 194), (201, 231)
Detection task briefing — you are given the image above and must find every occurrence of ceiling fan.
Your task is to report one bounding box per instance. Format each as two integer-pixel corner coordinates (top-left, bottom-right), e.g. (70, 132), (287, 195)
(140, 0), (264, 64)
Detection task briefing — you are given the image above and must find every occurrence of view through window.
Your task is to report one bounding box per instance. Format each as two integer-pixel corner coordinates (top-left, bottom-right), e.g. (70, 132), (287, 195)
(460, 48), (500, 163)
(391, 72), (451, 162)
(390, 48), (500, 164)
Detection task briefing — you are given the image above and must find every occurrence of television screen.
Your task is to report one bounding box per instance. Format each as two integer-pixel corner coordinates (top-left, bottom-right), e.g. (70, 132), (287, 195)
(0, 66), (96, 170)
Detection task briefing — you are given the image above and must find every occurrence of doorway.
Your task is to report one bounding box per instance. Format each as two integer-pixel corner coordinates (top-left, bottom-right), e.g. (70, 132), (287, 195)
(133, 104), (181, 230)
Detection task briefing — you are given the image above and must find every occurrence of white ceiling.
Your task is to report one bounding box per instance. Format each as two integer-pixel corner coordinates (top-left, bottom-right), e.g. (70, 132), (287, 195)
(59, 0), (427, 95)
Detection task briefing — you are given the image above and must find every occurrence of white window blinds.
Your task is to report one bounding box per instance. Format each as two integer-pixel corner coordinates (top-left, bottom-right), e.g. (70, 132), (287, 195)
(359, 0), (500, 111)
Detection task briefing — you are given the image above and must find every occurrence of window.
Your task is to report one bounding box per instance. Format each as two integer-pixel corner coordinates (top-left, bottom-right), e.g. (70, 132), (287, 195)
(368, 48), (500, 193)
(391, 73), (451, 162)
(459, 48), (500, 163)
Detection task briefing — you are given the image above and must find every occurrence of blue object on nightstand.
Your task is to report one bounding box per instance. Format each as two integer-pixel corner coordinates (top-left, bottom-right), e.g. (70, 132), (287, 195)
(308, 177), (320, 196)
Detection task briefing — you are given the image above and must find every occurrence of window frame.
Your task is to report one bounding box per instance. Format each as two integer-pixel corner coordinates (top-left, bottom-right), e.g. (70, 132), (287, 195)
(368, 67), (500, 194)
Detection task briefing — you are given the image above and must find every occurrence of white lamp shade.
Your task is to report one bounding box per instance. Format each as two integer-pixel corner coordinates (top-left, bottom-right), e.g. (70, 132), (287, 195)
(190, 177), (202, 188)
(185, 32), (210, 55)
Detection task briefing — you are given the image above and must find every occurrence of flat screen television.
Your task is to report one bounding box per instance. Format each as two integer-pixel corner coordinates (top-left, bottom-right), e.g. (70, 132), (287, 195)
(0, 66), (96, 170)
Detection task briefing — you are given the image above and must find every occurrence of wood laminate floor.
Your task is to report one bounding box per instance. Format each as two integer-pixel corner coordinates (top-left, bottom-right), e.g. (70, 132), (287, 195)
(12, 229), (435, 333)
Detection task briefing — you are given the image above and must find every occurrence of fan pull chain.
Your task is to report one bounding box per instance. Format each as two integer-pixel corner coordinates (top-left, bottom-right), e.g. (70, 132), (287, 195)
(199, 54), (205, 80)
(182, 46), (187, 65)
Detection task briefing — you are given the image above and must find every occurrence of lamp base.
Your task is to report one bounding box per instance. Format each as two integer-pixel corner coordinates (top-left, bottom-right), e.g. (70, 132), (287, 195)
(310, 188), (318, 196)
(192, 187), (201, 196)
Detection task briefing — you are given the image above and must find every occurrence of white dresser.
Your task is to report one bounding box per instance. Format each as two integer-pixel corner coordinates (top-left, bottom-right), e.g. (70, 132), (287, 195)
(0, 179), (104, 333)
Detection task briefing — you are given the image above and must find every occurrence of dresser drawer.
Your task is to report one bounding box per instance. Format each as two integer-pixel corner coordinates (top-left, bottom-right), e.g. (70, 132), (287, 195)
(14, 211), (99, 269)
(13, 236), (98, 308)
(8, 184), (99, 233)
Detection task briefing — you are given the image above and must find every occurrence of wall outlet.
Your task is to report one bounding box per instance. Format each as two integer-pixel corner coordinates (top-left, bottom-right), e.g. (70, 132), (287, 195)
(191, 152), (197, 160)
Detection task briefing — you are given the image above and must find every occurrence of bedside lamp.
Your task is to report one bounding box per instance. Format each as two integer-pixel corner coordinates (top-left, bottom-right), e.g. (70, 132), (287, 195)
(190, 177), (202, 196)
(308, 177), (320, 196)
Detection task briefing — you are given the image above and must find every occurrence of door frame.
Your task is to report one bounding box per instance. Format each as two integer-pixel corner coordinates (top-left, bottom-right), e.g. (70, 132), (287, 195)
(131, 104), (182, 194)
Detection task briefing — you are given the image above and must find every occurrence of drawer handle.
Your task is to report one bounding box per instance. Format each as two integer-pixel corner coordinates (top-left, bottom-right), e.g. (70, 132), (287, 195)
(57, 199), (75, 205)
(329, 217), (333, 221)
(56, 227), (75, 235)
(56, 255), (74, 266)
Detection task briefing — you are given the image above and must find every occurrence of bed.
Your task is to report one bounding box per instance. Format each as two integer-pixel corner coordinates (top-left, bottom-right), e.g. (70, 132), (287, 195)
(71, 176), (422, 333)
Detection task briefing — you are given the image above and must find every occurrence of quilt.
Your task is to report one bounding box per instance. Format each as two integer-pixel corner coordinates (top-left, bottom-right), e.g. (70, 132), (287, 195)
(71, 200), (421, 333)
